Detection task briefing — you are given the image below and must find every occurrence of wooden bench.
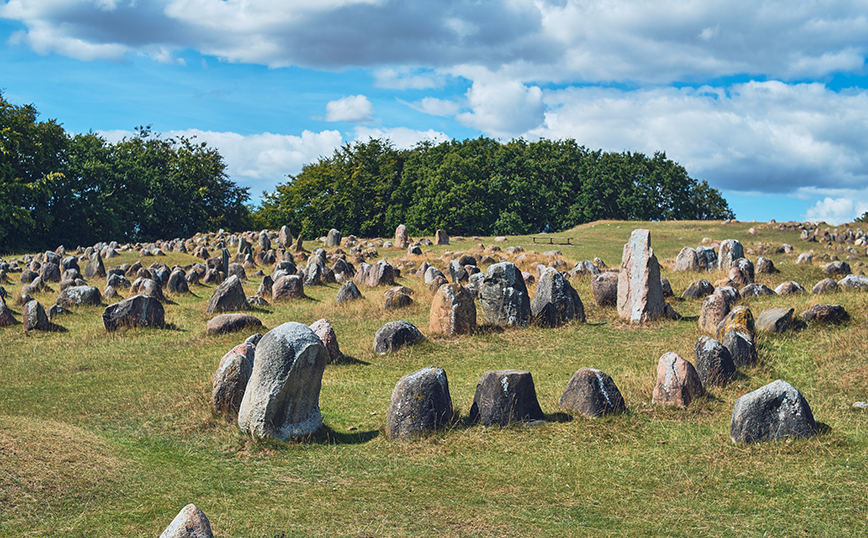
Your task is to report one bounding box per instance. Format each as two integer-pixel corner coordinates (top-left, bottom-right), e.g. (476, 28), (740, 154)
(532, 236), (572, 245)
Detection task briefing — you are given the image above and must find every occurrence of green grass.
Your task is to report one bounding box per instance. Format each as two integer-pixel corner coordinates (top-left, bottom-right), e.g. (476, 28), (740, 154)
(1, 220), (867, 537)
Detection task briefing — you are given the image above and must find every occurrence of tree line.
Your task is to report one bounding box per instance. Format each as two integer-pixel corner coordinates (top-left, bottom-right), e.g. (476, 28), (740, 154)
(256, 137), (734, 239)
(1, 93), (250, 252)
(2, 92), (734, 252)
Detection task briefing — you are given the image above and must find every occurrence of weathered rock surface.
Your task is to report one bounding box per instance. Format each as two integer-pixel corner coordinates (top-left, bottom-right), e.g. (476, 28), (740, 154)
(56, 285), (102, 308)
(775, 281), (805, 296)
(386, 366), (453, 440)
(159, 503), (214, 538)
(102, 294), (165, 331)
(237, 322), (328, 439)
(335, 281), (362, 304)
(811, 277), (839, 294)
(756, 256), (776, 274)
(682, 279), (715, 299)
(756, 307), (794, 334)
(212, 342), (256, 419)
(591, 272), (619, 306)
(206, 313), (262, 334)
(429, 283), (476, 335)
(531, 268), (585, 327)
(673, 247), (700, 271)
(801, 304), (848, 324)
(468, 369), (545, 426)
(23, 300), (49, 331)
(435, 229), (449, 245)
(730, 380), (816, 444)
(837, 274), (868, 291)
(325, 228), (342, 247)
(272, 274), (305, 301)
(694, 336), (736, 387)
(479, 262), (531, 327)
(718, 240), (745, 271)
(617, 229), (674, 323)
(652, 352), (703, 407)
(309, 318), (342, 363)
(560, 368), (626, 417)
(0, 296), (17, 326)
(723, 328), (758, 368)
(373, 320), (425, 354)
(205, 275), (248, 314)
(698, 289), (734, 335)
(84, 252), (106, 279)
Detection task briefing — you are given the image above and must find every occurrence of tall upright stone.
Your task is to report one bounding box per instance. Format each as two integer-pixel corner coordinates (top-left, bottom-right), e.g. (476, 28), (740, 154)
(84, 251), (106, 279)
(617, 229), (672, 323)
(435, 229), (449, 245)
(325, 229), (342, 247)
(718, 239), (744, 271)
(279, 225), (293, 249)
(395, 224), (409, 249)
(479, 261), (531, 328)
(429, 282), (476, 335)
(237, 322), (328, 439)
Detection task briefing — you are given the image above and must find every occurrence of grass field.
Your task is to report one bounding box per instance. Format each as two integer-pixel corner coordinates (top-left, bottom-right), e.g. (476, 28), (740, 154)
(1, 220), (867, 537)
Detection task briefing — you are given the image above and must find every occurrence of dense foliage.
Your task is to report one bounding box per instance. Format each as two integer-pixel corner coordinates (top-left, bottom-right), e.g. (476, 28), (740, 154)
(0, 94), (251, 252)
(256, 137), (734, 239)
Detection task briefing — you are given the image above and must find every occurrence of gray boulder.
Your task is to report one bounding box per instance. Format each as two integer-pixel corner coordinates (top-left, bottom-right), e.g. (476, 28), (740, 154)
(373, 320), (424, 354)
(159, 503), (214, 538)
(673, 247), (700, 271)
(560, 368), (626, 417)
(718, 239), (744, 271)
(479, 261), (531, 328)
(23, 300), (49, 331)
(56, 285), (102, 308)
(166, 270), (189, 294)
(756, 307), (794, 334)
(591, 272), (618, 306)
(739, 283), (775, 298)
(272, 274), (305, 301)
(801, 304), (848, 324)
(237, 322), (328, 439)
(206, 313), (263, 334)
(723, 328), (758, 368)
(812, 277), (839, 294)
(775, 281), (804, 295)
(386, 366), (453, 440)
(682, 279), (714, 299)
(531, 268), (585, 327)
(837, 274), (868, 291)
(730, 380), (816, 444)
(694, 336), (736, 387)
(325, 228), (342, 247)
(205, 275), (248, 314)
(335, 281), (362, 304)
(84, 251), (106, 279)
(102, 294), (165, 331)
(468, 369), (545, 426)
(617, 229), (673, 323)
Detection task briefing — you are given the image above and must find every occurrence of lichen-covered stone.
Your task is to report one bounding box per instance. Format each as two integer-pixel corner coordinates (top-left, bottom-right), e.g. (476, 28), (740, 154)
(479, 262), (531, 328)
(159, 504), (214, 538)
(531, 268), (585, 327)
(756, 307), (794, 334)
(694, 336), (736, 387)
(730, 380), (816, 444)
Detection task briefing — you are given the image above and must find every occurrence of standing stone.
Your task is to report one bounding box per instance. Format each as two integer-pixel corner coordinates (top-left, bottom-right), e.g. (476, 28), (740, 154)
(395, 224), (409, 249)
(309, 318), (342, 364)
(279, 226), (293, 249)
(617, 229), (673, 323)
(325, 229), (342, 248)
(715, 305), (755, 340)
(673, 247), (700, 271)
(335, 281), (362, 304)
(723, 328), (758, 368)
(257, 230), (271, 251)
(40, 262), (61, 282)
(717, 240), (744, 271)
(237, 322), (328, 439)
(84, 251), (106, 279)
(386, 366), (453, 440)
(560, 368), (626, 417)
(373, 320), (425, 354)
(56, 285), (102, 308)
(23, 300), (49, 331)
(226, 262), (247, 281)
(424, 266), (446, 284)
(429, 283), (476, 336)
(159, 504), (214, 538)
(652, 352), (703, 407)
(206, 275), (249, 314)
(102, 295), (165, 331)
(212, 342), (256, 419)
(591, 272), (619, 306)
(756, 307), (794, 334)
(479, 261), (531, 328)
(435, 229), (449, 245)
(365, 260), (396, 287)
(221, 248), (230, 277)
(531, 268), (585, 327)
(167, 270), (189, 294)
(256, 275), (274, 300)
(730, 380), (816, 444)
(698, 289), (733, 335)
(811, 278), (838, 294)
(694, 336), (736, 387)
(468, 370), (545, 426)
(0, 296), (17, 327)
(695, 246), (717, 271)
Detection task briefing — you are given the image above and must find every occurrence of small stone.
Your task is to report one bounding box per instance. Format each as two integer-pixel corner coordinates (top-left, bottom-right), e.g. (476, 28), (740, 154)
(560, 368), (626, 417)
(756, 307), (794, 334)
(206, 313), (262, 334)
(652, 352), (703, 408)
(373, 320), (425, 354)
(159, 504), (214, 538)
(309, 318), (342, 364)
(800, 304), (848, 324)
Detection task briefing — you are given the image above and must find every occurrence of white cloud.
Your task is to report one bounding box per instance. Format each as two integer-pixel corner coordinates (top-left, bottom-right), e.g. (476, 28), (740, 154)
(803, 195), (868, 225)
(408, 97), (461, 117)
(352, 126), (449, 149)
(99, 128), (345, 198)
(373, 68), (444, 90)
(531, 81), (868, 195)
(455, 80), (545, 138)
(325, 95), (374, 123)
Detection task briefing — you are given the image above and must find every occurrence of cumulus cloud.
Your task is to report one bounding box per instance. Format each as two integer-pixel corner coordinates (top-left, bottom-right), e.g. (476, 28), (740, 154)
(407, 97), (461, 117)
(531, 81), (868, 195)
(456, 80), (545, 138)
(373, 68), (445, 90)
(325, 95), (374, 123)
(99, 127), (345, 198)
(804, 195), (868, 225)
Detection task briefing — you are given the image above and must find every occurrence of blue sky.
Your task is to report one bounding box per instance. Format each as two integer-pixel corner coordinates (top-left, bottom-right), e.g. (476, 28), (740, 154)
(2, 0), (868, 224)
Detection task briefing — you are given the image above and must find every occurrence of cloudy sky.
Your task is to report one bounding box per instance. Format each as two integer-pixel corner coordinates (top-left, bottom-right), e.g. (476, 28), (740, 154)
(2, 0), (868, 224)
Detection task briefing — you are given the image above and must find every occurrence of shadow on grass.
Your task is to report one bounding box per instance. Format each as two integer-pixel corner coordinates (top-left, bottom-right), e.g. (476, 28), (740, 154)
(815, 422), (832, 435)
(474, 324), (505, 335)
(678, 315), (699, 322)
(333, 355), (370, 366)
(310, 424), (379, 445)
